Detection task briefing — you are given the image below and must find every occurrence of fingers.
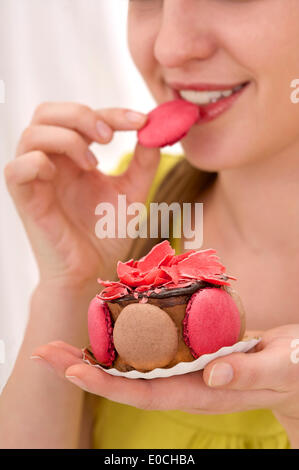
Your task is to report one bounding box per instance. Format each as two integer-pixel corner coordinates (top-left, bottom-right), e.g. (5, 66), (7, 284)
(31, 102), (113, 144)
(31, 342), (283, 413)
(32, 341), (154, 408)
(5, 151), (56, 186)
(121, 142), (161, 203)
(16, 125), (97, 171)
(64, 362), (279, 413)
(17, 103), (148, 173)
(95, 107), (147, 131)
(245, 329), (264, 338)
(203, 346), (293, 392)
(64, 363), (154, 409)
(4, 151), (57, 208)
(31, 341), (84, 379)
(243, 330), (265, 353)
(129, 142), (161, 174)
(30, 102), (147, 143)
(47, 341), (83, 358)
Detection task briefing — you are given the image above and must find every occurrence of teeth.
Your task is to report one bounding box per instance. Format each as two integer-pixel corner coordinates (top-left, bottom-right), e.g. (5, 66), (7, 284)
(222, 90), (233, 97)
(179, 86), (242, 105)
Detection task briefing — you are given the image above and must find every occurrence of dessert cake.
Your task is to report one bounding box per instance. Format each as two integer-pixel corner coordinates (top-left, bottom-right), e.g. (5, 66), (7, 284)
(86, 241), (245, 373)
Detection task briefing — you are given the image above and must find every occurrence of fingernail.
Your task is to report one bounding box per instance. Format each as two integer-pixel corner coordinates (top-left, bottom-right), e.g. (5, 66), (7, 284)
(125, 111), (146, 124)
(86, 149), (98, 168)
(208, 363), (234, 387)
(65, 375), (88, 391)
(30, 355), (54, 373)
(96, 120), (112, 140)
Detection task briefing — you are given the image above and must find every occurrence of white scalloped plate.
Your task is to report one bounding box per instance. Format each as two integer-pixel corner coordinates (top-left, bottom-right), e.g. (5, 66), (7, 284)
(82, 336), (261, 380)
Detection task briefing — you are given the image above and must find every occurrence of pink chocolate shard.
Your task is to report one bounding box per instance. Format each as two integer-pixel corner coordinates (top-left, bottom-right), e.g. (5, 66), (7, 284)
(177, 249), (225, 277)
(138, 100), (200, 148)
(136, 240), (175, 272)
(116, 240), (175, 288)
(183, 288), (241, 358)
(160, 264), (180, 285)
(169, 250), (197, 265)
(96, 279), (130, 300)
(88, 297), (115, 366)
(98, 240), (233, 301)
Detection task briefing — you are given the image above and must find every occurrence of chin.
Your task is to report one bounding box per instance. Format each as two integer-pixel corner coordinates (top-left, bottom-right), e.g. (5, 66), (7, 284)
(180, 102), (262, 172)
(182, 139), (252, 173)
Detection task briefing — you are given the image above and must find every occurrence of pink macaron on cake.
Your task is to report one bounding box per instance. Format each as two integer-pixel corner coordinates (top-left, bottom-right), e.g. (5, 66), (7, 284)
(86, 240), (246, 373)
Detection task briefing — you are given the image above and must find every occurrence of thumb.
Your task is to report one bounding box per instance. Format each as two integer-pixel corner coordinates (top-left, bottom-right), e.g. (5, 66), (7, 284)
(124, 142), (161, 203)
(202, 346), (288, 392)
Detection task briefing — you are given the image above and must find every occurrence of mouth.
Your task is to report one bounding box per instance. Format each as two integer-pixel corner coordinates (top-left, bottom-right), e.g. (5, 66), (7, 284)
(170, 81), (250, 124)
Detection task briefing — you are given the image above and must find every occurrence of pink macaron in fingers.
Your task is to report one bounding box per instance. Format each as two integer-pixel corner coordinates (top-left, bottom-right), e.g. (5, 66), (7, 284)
(138, 99), (201, 148)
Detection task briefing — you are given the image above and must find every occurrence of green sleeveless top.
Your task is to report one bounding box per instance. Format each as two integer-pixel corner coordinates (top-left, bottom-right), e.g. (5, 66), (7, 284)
(92, 152), (290, 449)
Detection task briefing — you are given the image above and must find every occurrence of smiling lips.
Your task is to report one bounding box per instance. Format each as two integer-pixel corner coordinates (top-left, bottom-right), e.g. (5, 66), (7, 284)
(171, 81), (249, 123)
(137, 81), (248, 148)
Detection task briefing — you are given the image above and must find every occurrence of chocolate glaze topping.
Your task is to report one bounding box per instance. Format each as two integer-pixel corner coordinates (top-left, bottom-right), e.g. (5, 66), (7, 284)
(108, 279), (224, 304)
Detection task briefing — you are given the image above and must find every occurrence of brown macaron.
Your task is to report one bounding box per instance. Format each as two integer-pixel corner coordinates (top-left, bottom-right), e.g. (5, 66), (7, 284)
(113, 303), (179, 371)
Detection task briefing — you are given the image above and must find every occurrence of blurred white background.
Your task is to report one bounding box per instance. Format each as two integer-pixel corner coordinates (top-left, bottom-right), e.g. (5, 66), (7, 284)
(0, 0), (182, 391)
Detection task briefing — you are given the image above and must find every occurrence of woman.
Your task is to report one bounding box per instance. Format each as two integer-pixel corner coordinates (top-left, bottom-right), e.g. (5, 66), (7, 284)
(1, 0), (299, 449)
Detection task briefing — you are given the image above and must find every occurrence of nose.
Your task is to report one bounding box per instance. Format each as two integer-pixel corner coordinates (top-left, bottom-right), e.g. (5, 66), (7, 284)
(154, 0), (218, 68)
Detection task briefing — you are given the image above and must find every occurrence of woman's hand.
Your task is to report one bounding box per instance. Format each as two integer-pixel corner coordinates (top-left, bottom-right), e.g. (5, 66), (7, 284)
(32, 325), (299, 444)
(1, 105), (161, 448)
(4, 102), (160, 287)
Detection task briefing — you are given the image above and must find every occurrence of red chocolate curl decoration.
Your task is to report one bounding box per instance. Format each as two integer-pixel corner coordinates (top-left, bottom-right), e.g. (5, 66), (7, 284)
(98, 241), (233, 301)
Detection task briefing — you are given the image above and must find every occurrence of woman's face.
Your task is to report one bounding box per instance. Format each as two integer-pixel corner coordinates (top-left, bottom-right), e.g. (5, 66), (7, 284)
(128, 0), (299, 171)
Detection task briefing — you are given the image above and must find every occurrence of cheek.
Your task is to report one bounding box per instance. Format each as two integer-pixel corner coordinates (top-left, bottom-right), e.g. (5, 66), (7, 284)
(231, 4), (299, 124)
(182, 81), (299, 173)
(251, 15), (299, 160)
(184, 95), (299, 173)
(184, 13), (299, 170)
(220, 1), (299, 74)
(127, 14), (156, 80)
(127, 12), (167, 103)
